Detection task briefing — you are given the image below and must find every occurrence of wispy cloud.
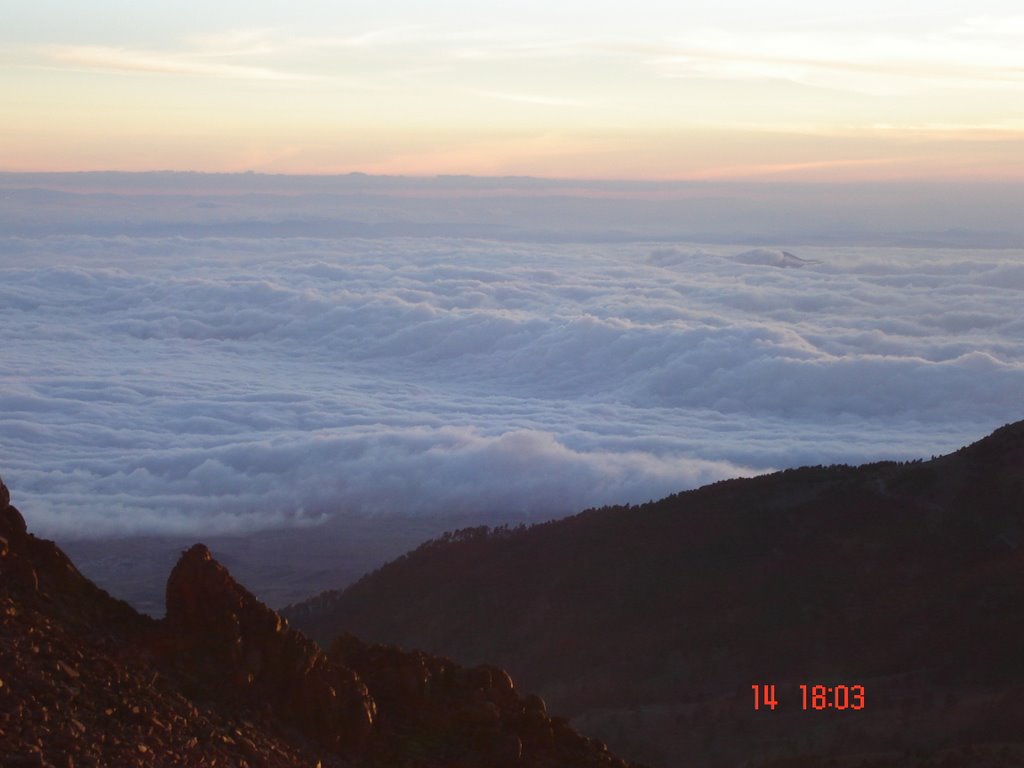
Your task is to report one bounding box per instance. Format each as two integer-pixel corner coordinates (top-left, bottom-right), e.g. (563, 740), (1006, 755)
(644, 22), (1024, 93)
(690, 156), (908, 181)
(452, 38), (594, 61)
(290, 25), (441, 51)
(29, 14), (1024, 96)
(472, 89), (585, 108)
(953, 14), (1024, 39)
(187, 27), (282, 57)
(319, 18), (1024, 94)
(649, 46), (1024, 91)
(37, 44), (320, 82)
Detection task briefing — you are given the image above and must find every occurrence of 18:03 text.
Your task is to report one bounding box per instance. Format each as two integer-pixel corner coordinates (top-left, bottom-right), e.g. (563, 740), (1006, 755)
(752, 684), (865, 711)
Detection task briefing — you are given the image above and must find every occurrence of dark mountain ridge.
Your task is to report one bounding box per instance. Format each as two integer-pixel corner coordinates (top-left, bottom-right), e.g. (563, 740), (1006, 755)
(284, 420), (1024, 767)
(0, 478), (636, 768)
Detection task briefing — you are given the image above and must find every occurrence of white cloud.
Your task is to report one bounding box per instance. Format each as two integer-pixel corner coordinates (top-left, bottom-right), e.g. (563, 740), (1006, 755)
(1, 218), (1021, 540)
(643, 16), (1024, 95)
(37, 44), (321, 82)
(472, 90), (585, 108)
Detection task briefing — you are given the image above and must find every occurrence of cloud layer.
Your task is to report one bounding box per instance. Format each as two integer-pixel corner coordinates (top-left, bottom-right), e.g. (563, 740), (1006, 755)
(2, 233), (1021, 538)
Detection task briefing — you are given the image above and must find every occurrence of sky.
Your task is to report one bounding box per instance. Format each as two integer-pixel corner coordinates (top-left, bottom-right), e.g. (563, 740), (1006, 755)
(2, 181), (1022, 538)
(3, 1), (1024, 180)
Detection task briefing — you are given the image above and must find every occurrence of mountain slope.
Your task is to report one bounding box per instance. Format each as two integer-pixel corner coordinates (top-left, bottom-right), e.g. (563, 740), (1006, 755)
(0, 478), (637, 768)
(284, 420), (1024, 767)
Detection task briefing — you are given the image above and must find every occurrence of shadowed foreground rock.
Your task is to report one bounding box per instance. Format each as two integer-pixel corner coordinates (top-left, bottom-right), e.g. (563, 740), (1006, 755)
(0, 476), (639, 768)
(164, 543), (377, 756)
(329, 633), (629, 768)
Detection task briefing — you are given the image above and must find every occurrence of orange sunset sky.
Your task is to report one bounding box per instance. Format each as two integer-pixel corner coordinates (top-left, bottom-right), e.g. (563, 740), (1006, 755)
(3, 0), (1023, 181)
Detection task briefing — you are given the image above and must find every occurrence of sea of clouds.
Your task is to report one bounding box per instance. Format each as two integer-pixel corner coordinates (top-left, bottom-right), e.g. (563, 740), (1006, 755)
(3, 225), (1022, 539)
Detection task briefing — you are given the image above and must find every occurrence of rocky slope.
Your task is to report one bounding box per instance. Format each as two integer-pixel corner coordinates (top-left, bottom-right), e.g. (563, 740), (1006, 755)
(0, 478), (637, 768)
(284, 420), (1024, 767)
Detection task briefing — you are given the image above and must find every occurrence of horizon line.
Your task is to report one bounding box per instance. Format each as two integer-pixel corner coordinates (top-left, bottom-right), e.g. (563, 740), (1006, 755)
(3, 168), (1023, 187)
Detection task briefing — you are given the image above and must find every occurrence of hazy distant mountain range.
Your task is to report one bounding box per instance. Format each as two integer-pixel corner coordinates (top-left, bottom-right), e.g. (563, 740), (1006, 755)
(284, 420), (1024, 767)
(3, 172), (1023, 246)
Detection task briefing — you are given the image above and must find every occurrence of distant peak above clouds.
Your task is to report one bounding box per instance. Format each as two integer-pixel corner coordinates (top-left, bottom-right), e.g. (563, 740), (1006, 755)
(734, 248), (823, 268)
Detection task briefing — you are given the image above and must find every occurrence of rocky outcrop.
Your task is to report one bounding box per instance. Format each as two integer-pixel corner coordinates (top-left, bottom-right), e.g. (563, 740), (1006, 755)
(0, 482), (37, 593)
(0, 477), (138, 626)
(164, 543), (376, 755)
(330, 633), (630, 768)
